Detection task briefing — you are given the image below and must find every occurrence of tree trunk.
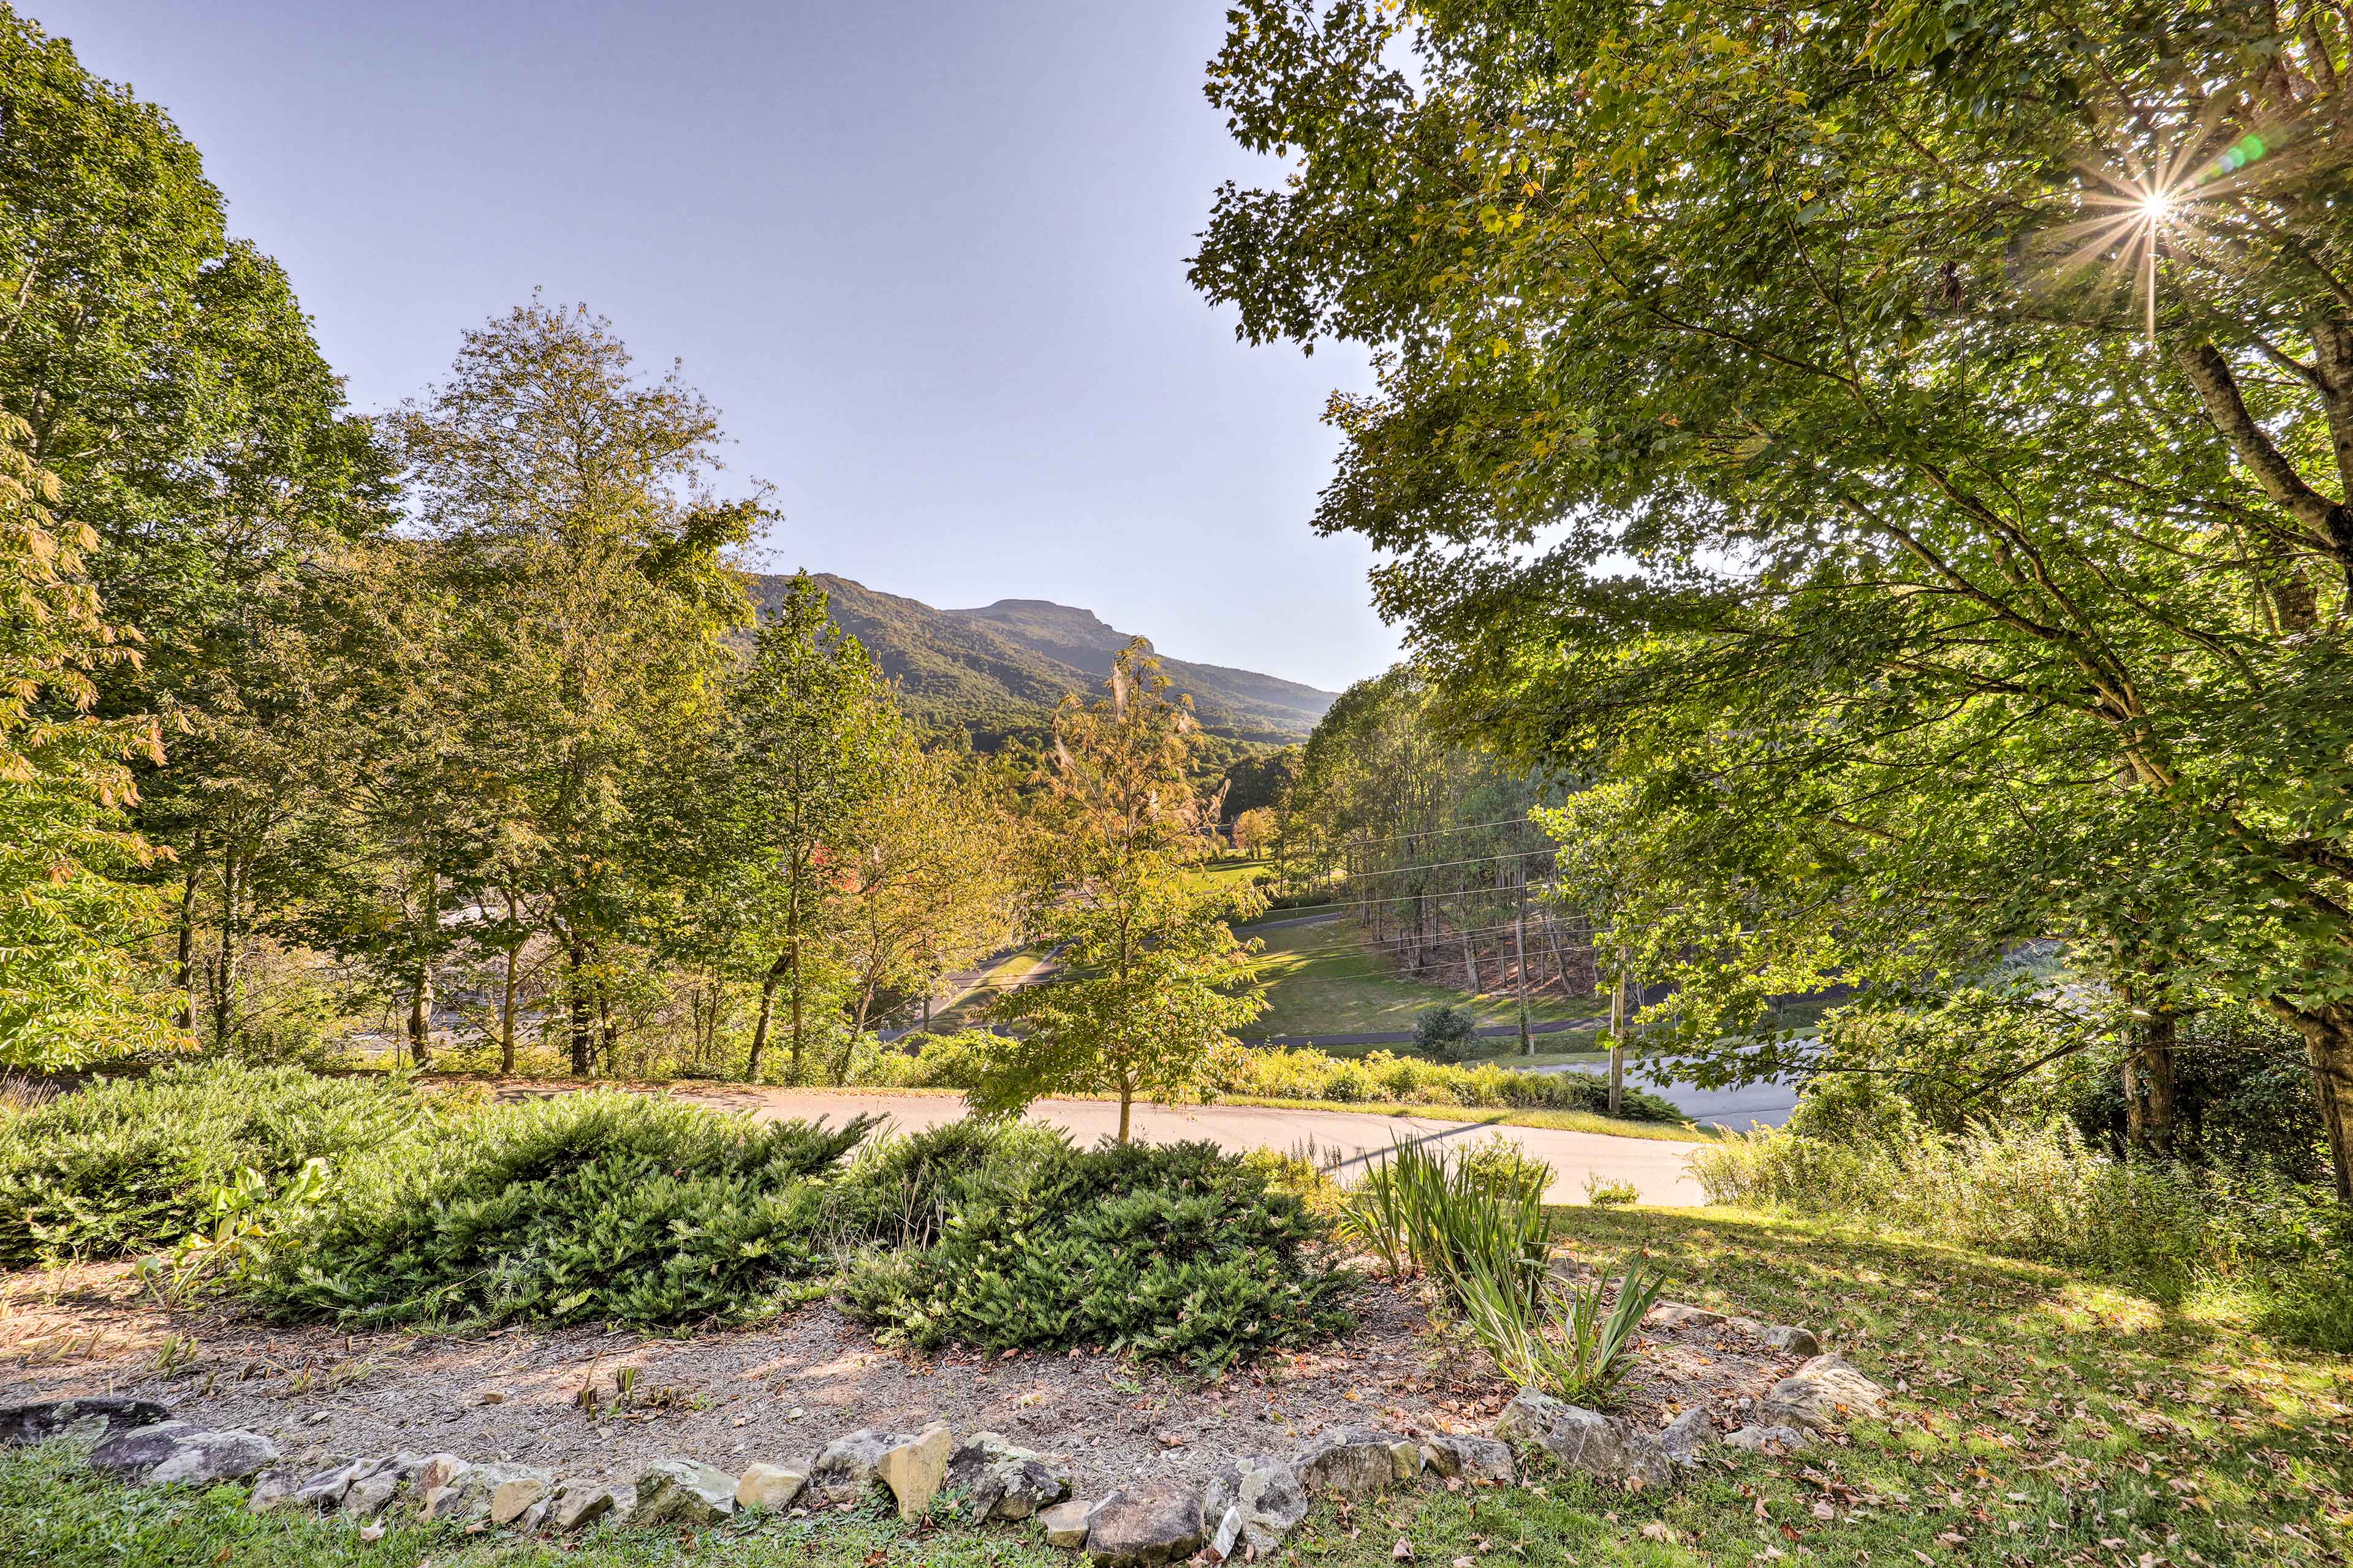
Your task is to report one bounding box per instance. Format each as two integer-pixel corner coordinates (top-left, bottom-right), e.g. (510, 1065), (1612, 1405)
(566, 934), (593, 1077)
(1514, 868), (1532, 1056)
(1607, 949), (1627, 1117)
(1463, 918), (1481, 993)
(174, 857), (200, 1034)
(407, 964), (434, 1070)
(748, 953), (787, 1081)
(2123, 999), (2177, 1157)
(597, 985), (617, 1071)
(499, 890), (520, 1075)
(1118, 1083), (1134, 1145)
(212, 855), (241, 1050)
(2282, 1003), (2353, 1203)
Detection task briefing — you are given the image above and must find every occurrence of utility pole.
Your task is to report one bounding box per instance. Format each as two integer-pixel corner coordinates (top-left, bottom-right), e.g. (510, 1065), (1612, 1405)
(1607, 942), (1627, 1116)
(1514, 862), (1532, 1057)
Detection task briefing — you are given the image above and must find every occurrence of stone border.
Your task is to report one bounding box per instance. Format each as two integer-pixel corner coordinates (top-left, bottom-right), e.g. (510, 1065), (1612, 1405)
(1, 1322), (1890, 1565)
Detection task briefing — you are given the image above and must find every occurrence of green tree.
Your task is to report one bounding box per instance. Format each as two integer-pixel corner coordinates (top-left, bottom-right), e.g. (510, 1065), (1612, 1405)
(0, 414), (171, 1064)
(980, 646), (1268, 1142)
(1194, 0), (2353, 1197)
(400, 300), (759, 1075)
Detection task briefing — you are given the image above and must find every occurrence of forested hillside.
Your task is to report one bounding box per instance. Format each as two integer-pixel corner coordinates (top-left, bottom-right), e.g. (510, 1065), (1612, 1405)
(746, 574), (1336, 747)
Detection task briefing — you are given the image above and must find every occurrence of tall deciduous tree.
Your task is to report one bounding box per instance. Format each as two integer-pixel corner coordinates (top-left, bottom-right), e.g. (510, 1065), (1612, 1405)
(400, 300), (759, 1075)
(980, 645), (1267, 1142)
(1194, 0), (2353, 1197)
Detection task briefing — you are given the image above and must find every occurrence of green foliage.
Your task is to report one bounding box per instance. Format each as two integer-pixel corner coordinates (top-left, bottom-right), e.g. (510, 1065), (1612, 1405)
(1344, 1135), (1550, 1311)
(838, 1124), (1354, 1369)
(1580, 1174), (1640, 1207)
(1458, 1254), (1662, 1409)
(1213, 1045), (1682, 1122)
(1412, 1005), (1479, 1063)
(249, 1094), (873, 1328)
(0, 1062), (426, 1268)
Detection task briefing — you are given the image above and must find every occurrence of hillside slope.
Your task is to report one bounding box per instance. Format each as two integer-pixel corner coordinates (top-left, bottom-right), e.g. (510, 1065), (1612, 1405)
(743, 574), (1338, 744)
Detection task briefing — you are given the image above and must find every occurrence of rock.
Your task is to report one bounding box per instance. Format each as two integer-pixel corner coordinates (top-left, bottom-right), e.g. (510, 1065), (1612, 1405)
(1491, 1390), (1674, 1491)
(486, 1465), (556, 1526)
(634, 1459), (737, 1526)
(945, 1432), (1070, 1520)
(1723, 1424), (1813, 1453)
(1039, 1497), (1099, 1549)
(1200, 1456), (1310, 1553)
(1724, 1316), (1768, 1339)
(287, 1458), (369, 1513)
(1643, 1302), (1724, 1330)
(808, 1428), (909, 1506)
(1764, 1325), (1822, 1356)
(1294, 1428), (1403, 1498)
(1084, 1482), (1206, 1567)
(340, 1455), (418, 1518)
(0, 1396), (172, 1447)
(1387, 1440), (1424, 1483)
(1420, 1435), (1514, 1485)
(550, 1480), (627, 1532)
(1760, 1354), (1887, 1433)
(411, 1453), (469, 1494)
(248, 1467), (303, 1513)
(89, 1423), (278, 1487)
(877, 1423), (953, 1521)
(1659, 1408), (1715, 1463)
(1209, 1505), (1244, 1562)
(735, 1463), (808, 1512)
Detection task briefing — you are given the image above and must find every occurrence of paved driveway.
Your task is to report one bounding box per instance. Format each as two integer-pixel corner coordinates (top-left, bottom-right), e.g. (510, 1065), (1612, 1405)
(1535, 1056), (1801, 1131)
(659, 1088), (1710, 1207)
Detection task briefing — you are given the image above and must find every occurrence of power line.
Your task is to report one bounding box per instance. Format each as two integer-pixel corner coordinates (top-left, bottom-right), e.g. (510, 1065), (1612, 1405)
(1271, 815), (1552, 852)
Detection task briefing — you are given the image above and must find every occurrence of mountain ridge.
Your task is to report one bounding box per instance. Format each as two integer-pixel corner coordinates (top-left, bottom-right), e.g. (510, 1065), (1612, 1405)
(744, 573), (1339, 746)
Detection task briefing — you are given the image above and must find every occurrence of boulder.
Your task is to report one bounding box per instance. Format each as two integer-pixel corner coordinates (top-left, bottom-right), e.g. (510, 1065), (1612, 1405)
(1039, 1497), (1099, 1549)
(808, 1428), (909, 1507)
(1294, 1428), (1403, 1498)
(1643, 1302), (1724, 1331)
(550, 1479), (628, 1531)
(89, 1422), (277, 1487)
(485, 1464), (557, 1526)
(877, 1424), (953, 1520)
(1658, 1408), (1715, 1463)
(1200, 1456), (1310, 1553)
(1723, 1424), (1812, 1453)
(1760, 1354), (1887, 1433)
(1491, 1390), (1674, 1490)
(340, 1455), (420, 1518)
(1764, 1325), (1822, 1356)
(945, 1431), (1071, 1520)
(1084, 1482), (1206, 1567)
(1420, 1434), (1515, 1484)
(248, 1467), (303, 1513)
(735, 1463), (808, 1512)
(634, 1459), (738, 1526)
(1387, 1439), (1424, 1483)
(0, 1396), (171, 1447)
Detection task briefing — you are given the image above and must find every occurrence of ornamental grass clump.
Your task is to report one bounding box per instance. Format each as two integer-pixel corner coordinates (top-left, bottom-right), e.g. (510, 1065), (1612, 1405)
(0, 1062), (430, 1268)
(248, 1093), (874, 1329)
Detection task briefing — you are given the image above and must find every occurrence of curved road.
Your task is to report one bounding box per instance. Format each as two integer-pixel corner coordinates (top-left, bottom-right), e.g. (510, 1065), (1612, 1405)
(659, 1088), (1709, 1206)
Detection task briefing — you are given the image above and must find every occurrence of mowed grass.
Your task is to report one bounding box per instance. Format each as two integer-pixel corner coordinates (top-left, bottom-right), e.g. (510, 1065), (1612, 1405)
(1243, 915), (1602, 1043)
(11, 1203), (2342, 1566)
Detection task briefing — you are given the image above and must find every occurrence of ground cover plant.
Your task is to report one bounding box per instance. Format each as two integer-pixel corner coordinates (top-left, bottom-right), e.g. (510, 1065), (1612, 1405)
(836, 1122), (1354, 1368)
(0, 1063), (432, 1269)
(7, 1202), (2346, 1566)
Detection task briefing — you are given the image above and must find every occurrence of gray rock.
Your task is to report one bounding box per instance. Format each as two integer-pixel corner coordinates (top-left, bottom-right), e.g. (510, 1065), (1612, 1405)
(1039, 1496), (1099, 1549)
(1760, 1354), (1887, 1433)
(89, 1422), (277, 1487)
(248, 1467), (303, 1513)
(1658, 1408), (1715, 1463)
(1209, 1505), (1244, 1562)
(1764, 1325), (1822, 1356)
(1387, 1439), (1424, 1482)
(1642, 1302), (1724, 1330)
(946, 1432), (1071, 1521)
(287, 1457), (369, 1513)
(1200, 1456), (1309, 1552)
(1085, 1482), (1205, 1567)
(808, 1428), (910, 1506)
(634, 1459), (738, 1526)
(735, 1463), (808, 1512)
(339, 1455), (419, 1518)
(1491, 1390), (1674, 1490)
(1294, 1428), (1402, 1498)
(485, 1464), (557, 1526)
(0, 1396), (171, 1447)
(1420, 1434), (1515, 1484)
(550, 1480), (628, 1532)
(1723, 1424), (1812, 1453)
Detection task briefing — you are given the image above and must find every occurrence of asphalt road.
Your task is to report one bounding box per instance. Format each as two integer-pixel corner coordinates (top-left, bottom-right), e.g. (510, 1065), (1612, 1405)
(1537, 1056), (1801, 1131)
(661, 1088), (1710, 1206)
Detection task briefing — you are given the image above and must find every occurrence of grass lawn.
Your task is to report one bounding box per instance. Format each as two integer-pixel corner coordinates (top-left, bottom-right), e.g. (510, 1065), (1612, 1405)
(1243, 915), (1602, 1042)
(10, 1204), (2341, 1566)
(923, 949), (1056, 1032)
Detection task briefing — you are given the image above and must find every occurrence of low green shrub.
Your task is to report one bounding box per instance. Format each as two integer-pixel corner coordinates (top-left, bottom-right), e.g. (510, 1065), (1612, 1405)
(1343, 1135), (1552, 1310)
(838, 1125), (1354, 1369)
(1458, 1253), (1662, 1408)
(1412, 1006), (1479, 1064)
(0, 1062), (430, 1268)
(248, 1093), (874, 1329)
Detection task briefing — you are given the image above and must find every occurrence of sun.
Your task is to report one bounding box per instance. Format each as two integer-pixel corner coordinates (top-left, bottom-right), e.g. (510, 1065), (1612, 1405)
(2139, 190), (2174, 223)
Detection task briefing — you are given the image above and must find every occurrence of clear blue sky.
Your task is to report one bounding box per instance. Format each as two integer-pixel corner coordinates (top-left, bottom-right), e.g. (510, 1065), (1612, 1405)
(37, 0), (1396, 694)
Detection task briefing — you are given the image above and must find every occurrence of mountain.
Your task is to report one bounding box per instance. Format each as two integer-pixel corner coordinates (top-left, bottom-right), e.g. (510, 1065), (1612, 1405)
(744, 574), (1339, 746)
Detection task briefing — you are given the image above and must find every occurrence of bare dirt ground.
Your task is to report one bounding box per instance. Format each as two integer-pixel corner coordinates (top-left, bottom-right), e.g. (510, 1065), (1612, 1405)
(3, 1260), (1804, 1496)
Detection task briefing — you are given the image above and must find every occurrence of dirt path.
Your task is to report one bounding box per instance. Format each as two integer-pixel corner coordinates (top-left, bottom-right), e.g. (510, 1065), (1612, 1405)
(635, 1089), (1709, 1207)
